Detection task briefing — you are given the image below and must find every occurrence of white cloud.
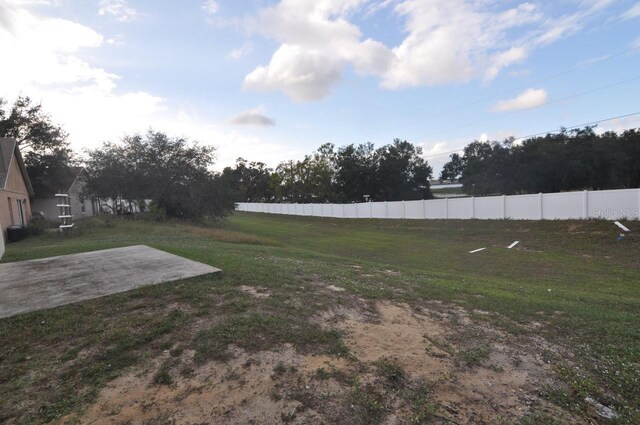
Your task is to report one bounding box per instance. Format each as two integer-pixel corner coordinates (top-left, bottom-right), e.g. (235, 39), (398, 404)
(492, 88), (548, 112)
(229, 106), (275, 126)
(533, 0), (615, 46)
(242, 0), (581, 100)
(0, 2), (288, 171)
(244, 44), (345, 101)
(243, 0), (393, 101)
(484, 47), (527, 82)
(98, 0), (137, 22)
(202, 0), (219, 15)
(228, 41), (253, 60)
(621, 2), (640, 20)
(596, 114), (640, 134)
(243, 0), (618, 101)
(382, 1), (539, 88)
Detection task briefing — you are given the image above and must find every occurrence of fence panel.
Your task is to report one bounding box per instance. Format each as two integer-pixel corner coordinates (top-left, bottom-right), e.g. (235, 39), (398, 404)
(236, 188), (640, 221)
(505, 194), (540, 220)
(371, 202), (387, 218)
(588, 189), (640, 220)
(448, 198), (474, 219)
(474, 196), (503, 219)
(343, 204), (357, 218)
(356, 202), (370, 218)
(543, 192), (584, 219)
(424, 199), (446, 219)
(404, 200), (424, 219)
(386, 201), (404, 218)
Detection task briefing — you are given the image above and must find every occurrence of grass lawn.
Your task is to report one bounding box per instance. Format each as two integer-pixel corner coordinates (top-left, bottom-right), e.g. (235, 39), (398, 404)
(1, 212), (638, 424)
(430, 186), (465, 195)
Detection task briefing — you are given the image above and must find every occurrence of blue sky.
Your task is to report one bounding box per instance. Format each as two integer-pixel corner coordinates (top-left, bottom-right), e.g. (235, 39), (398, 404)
(1, 0), (639, 173)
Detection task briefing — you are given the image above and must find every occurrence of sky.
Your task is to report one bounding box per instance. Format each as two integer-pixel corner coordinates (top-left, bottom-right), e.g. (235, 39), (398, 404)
(1, 0), (640, 174)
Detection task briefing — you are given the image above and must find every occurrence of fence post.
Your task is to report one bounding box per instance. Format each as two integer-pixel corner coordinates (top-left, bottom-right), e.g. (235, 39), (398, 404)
(471, 196), (475, 219)
(539, 193), (543, 220)
(502, 195), (506, 219)
(402, 200), (406, 219)
(422, 199), (426, 219)
(369, 201), (373, 219)
(444, 198), (449, 219)
(583, 190), (588, 219)
(384, 201), (388, 219)
(342, 203), (346, 218)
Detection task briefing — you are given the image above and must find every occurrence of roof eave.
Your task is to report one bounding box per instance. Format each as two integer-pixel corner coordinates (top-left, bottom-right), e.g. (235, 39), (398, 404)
(13, 142), (35, 197)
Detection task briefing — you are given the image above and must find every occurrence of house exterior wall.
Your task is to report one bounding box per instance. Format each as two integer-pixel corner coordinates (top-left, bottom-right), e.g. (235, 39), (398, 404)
(68, 177), (93, 220)
(0, 154), (32, 237)
(32, 176), (95, 224)
(0, 212), (5, 259)
(31, 198), (59, 223)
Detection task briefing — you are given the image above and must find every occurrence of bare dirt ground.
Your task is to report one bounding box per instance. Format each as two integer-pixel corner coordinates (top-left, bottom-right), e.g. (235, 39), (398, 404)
(58, 294), (579, 425)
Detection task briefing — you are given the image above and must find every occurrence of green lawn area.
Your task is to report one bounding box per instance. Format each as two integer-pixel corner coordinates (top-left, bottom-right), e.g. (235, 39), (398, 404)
(1, 213), (638, 424)
(430, 186), (465, 195)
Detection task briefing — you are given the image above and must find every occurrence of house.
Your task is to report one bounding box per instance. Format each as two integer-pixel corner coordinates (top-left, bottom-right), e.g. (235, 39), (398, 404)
(0, 138), (34, 241)
(31, 167), (97, 224)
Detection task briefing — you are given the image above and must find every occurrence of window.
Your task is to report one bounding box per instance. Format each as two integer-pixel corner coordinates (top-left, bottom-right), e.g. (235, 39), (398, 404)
(8, 197), (13, 223)
(16, 199), (24, 225)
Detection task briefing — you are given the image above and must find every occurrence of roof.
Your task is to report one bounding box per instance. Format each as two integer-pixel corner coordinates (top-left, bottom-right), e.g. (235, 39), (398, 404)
(59, 166), (84, 192)
(0, 138), (35, 197)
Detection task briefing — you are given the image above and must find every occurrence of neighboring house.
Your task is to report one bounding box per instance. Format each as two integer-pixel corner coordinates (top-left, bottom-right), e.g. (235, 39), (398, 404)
(0, 138), (34, 240)
(32, 167), (97, 224)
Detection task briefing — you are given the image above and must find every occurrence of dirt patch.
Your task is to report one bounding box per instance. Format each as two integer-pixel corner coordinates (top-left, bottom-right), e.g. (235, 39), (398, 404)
(58, 346), (348, 425)
(340, 302), (452, 380)
(326, 285), (345, 292)
(239, 285), (271, 298)
(338, 301), (568, 424)
(60, 302), (575, 425)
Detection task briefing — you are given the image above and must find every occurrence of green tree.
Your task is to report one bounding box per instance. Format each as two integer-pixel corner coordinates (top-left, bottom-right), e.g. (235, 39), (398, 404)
(376, 139), (433, 200)
(84, 130), (234, 219)
(221, 158), (275, 202)
(440, 153), (464, 182)
(335, 142), (379, 202)
(0, 96), (74, 197)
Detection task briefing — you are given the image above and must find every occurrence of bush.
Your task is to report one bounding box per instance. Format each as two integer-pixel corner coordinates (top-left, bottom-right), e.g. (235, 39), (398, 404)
(27, 216), (47, 236)
(148, 202), (166, 221)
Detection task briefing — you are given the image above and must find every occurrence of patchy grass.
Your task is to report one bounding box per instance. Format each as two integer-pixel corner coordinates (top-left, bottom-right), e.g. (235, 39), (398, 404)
(458, 345), (492, 367)
(1, 213), (639, 423)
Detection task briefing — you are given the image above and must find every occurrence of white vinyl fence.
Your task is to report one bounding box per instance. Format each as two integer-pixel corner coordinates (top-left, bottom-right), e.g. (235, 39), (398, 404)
(236, 188), (640, 221)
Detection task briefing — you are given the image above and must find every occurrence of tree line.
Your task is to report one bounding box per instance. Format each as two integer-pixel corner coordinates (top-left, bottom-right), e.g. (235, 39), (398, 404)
(0, 96), (235, 220)
(440, 127), (640, 196)
(221, 140), (433, 203)
(4, 95), (639, 221)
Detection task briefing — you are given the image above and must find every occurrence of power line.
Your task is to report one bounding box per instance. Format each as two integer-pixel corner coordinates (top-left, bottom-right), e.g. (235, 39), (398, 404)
(377, 45), (640, 136)
(422, 111), (640, 159)
(416, 75), (640, 142)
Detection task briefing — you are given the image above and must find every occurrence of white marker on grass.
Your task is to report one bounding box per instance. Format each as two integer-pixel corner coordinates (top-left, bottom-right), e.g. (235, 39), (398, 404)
(507, 241), (520, 249)
(469, 248), (486, 254)
(614, 221), (630, 232)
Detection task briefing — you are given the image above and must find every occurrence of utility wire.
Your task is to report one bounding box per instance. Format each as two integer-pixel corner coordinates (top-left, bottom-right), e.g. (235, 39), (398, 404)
(376, 45), (639, 136)
(421, 111), (640, 159)
(415, 75), (640, 141)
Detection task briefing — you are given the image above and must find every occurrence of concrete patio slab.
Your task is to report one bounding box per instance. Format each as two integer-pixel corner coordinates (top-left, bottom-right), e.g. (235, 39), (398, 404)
(0, 245), (221, 319)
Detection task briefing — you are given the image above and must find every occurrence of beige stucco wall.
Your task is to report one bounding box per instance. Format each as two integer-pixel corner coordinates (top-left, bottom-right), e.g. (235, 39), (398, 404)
(0, 152), (32, 237)
(0, 211), (5, 259)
